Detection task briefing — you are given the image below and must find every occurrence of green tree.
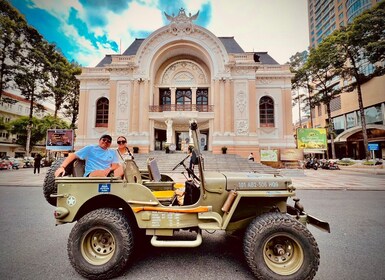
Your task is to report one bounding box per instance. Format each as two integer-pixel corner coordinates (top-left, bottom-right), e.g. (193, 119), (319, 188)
(306, 39), (345, 159)
(8, 115), (70, 153)
(328, 1), (385, 160)
(290, 50), (315, 128)
(0, 0), (25, 102)
(62, 61), (81, 129)
(13, 27), (50, 156)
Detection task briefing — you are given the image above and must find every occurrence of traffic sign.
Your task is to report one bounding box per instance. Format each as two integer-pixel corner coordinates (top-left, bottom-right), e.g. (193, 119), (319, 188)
(368, 143), (379, 151)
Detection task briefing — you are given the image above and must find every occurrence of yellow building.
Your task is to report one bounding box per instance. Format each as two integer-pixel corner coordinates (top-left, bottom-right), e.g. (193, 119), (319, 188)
(76, 9), (295, 161)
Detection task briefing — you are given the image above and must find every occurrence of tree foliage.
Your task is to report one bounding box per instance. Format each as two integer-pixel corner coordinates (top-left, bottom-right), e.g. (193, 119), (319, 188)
(291, 1), (385, 160)
(1, 1), (82, 155)
(0, 0), (25, 101)
(9, 115), (70, 153)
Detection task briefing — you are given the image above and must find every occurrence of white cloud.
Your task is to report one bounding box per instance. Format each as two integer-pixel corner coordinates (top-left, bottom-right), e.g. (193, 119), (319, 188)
(29, 0), (309, 66)
(207, 0), (309, 64)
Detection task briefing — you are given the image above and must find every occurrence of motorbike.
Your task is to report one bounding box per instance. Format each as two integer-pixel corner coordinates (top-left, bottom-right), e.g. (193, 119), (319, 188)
(305, 157), (319, 170)
(320, 159), (340, 170)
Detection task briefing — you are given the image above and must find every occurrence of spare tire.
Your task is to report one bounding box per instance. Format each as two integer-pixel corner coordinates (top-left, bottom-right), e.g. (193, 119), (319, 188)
(43, 158), (73, 206)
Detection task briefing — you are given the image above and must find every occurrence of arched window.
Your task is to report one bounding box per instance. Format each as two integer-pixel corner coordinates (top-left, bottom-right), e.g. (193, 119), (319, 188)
(197, 88), (208, 112)
(259, 96), (274, 127)
(95, 97), (109, 127)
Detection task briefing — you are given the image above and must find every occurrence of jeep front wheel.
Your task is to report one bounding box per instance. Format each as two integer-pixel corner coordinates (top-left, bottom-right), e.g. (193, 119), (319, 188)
(243, 212), (320, 280)
(67, 208), (134, 279)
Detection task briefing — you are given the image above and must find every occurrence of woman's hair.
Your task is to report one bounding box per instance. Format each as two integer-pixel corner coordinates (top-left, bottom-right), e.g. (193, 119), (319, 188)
(117, 136), (127, 142)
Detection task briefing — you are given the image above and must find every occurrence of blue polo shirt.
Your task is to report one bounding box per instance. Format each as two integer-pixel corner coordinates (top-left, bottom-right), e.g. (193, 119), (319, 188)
(75, 145), (119, 177)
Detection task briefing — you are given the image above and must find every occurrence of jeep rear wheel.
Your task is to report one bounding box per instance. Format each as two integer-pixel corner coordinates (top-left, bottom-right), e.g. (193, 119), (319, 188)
(68, 208), (134, 279)
(43, 158), (73, 206)
(243, 212), (320, 280)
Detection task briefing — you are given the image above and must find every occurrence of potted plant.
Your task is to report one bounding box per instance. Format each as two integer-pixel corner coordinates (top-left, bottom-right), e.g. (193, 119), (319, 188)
(165, 145), (170, 154)
(133, 147), (139, 153)
(221, 146), (227, 154)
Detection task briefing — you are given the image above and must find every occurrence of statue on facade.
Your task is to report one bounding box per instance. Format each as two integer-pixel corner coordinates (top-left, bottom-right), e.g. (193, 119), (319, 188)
(164, 8), (199, 35)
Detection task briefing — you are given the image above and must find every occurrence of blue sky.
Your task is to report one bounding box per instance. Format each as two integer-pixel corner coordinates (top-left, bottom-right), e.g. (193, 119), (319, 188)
(9, 0), (309, 67)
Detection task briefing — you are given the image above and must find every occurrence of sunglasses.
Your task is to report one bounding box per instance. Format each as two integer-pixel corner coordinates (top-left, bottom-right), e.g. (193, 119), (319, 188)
(101, 138), (112, 143)
(117, 140), (127, 144)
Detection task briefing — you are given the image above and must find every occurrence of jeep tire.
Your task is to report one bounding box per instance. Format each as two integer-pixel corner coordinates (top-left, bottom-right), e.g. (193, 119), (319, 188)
(43, 158), (73, 206)
(243, 212), (320, 280)
(67, 208), (134, 279)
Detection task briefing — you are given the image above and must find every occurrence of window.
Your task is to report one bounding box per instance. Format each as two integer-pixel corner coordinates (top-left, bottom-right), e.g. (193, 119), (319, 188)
(196, 88), (208, 112)
(176, 89), (192, 110)
(95, 97), (109, 127)
(159, 88), (171, 111)
(365, 105), (383, 125)
(346, 111), (357, 129)
(259, 96), (274, 127)
(332, 115), (345, 135)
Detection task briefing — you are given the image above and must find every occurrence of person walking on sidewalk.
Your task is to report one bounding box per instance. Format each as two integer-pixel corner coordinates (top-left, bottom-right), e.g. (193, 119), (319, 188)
(34, 154), (42, 174)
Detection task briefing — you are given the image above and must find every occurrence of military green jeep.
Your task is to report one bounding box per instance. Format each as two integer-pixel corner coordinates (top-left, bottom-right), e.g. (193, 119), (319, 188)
(44, 122), (330, 280)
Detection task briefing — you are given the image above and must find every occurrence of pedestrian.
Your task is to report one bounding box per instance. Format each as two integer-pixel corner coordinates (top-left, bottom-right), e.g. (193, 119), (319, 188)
(116, 136), (134, 164)
(55, 134), (123, 177)
(248, 152), (254, 161)
(34, 154), (42, 174)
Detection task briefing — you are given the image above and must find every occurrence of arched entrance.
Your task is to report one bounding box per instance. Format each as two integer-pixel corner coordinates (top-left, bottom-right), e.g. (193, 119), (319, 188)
(334, 125), (385, 159)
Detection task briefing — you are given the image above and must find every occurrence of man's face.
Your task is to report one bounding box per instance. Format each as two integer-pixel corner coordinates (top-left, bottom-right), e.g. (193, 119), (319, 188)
(99, 137), (112, 150)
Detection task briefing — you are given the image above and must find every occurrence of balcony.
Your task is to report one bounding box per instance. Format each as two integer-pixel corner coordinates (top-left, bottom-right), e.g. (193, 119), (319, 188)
(149, 104), (214, 112)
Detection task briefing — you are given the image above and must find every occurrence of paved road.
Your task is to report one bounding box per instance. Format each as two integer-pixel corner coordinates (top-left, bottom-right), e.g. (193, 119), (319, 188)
(1, 165), (385, 190)
(0, 187), (384, 280)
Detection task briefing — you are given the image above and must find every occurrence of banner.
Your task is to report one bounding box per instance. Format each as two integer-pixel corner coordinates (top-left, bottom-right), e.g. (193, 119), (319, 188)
(297, 128), (327, 150)
(260, 149), (279, 162)
(280, 149), (303, 161)
(46, 129), (74, 151)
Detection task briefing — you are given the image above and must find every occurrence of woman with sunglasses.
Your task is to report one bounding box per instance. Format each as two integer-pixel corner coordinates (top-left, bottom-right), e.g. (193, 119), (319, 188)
(116, 136), (134, 164)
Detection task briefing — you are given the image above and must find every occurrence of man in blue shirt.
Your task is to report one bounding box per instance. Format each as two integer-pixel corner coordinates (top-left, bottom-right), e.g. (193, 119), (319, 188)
(55, 134), (123, 177)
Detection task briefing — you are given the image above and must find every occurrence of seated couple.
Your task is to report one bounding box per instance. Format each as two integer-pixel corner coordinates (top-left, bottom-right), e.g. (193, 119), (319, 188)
(55, 135), (132, 178)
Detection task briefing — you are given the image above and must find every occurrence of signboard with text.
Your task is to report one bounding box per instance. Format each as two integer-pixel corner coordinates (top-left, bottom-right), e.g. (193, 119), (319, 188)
(260, 149), (279, 162)
(46, 129), (74, 151)
(297, 128), (327, 150)
(368, 143), (379, 151)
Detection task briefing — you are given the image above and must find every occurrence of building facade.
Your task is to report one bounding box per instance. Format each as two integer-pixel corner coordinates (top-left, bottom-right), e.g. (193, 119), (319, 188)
(307, 0), (385, 159)
(76, 9), (295, 160)
(308, 0), (382, 48)
(0, 91), (49, 158)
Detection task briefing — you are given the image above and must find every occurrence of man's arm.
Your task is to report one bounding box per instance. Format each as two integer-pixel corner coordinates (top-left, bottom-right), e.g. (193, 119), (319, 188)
(54, 153), (79, 177)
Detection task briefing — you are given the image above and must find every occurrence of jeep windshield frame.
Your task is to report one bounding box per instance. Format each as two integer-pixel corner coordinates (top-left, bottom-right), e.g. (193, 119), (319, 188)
(190, 122), (206, 191)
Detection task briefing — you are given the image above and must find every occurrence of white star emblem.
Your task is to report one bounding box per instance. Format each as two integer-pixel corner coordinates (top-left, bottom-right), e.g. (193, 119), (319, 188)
(67, 196), (76, 207)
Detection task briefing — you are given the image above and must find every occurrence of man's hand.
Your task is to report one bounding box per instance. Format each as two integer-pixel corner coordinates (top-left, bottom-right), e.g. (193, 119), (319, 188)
(55, 167), (66, 177)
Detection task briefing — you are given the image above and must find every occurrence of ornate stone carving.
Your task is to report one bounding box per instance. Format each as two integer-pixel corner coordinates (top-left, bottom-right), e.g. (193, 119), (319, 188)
(236, 120), (249, 135)
(118, 89), (128, 113)
(117, 120), (128, 135)
(161, 61), (207, 85)
(236, 91), (247, 115)
(164, 8), (199, 35)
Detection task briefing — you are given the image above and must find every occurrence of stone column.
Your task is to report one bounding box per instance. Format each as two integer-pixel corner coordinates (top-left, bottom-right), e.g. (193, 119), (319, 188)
(171, 87), (176, 109)
(213, 79), (220, 133)
(191, 87), (197, 107)
(224, 79), (232, 133)
(131, 80), (139, 133)
(165, 118), (173, 144)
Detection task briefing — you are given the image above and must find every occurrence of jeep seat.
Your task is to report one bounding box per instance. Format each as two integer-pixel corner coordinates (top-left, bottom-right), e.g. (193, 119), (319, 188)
(145, 158), (176, 205)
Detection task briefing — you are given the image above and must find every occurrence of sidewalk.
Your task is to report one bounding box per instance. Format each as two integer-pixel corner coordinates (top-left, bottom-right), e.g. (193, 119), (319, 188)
(0, 165), (384, 191)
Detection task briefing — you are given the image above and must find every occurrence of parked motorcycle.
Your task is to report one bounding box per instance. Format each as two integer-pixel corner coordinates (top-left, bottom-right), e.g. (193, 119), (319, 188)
(320, 159), (340, 170)
(305, 157), (319, 170)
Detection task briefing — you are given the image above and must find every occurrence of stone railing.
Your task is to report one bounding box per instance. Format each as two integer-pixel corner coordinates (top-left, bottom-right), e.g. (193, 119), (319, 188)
(149, 104), (214, 112)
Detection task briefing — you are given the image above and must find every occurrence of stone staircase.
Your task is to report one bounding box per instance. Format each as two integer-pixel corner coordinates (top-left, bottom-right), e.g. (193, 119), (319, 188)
(131, 151), (280, 175)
